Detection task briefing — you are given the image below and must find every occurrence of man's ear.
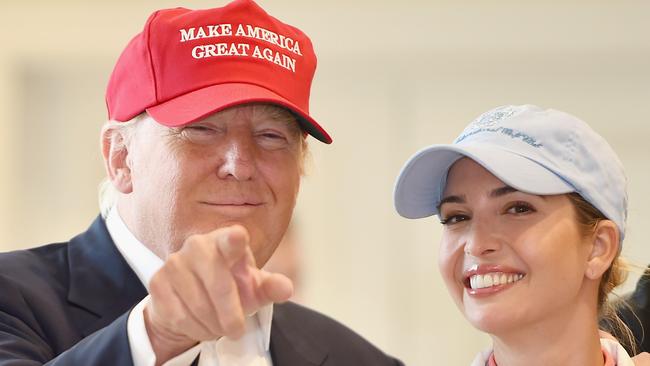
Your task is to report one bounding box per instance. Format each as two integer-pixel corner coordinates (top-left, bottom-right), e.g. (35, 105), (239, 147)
(585, 220), (620, 280)
(101, 126), (133, 194)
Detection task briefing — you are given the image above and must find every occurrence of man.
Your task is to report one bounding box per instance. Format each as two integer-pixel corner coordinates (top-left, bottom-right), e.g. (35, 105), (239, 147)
(0, 1), (403, 365)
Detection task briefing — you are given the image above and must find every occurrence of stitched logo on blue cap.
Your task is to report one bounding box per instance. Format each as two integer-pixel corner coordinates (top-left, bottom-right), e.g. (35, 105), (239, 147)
(454, 106), (543, 148)
(471, 106), (516, 129)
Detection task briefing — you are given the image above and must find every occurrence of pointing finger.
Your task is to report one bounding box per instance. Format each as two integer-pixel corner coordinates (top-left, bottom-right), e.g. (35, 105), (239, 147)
(213, 225), (254, 268)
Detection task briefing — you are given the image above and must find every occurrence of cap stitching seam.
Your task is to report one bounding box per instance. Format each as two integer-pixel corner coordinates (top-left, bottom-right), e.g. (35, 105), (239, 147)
(146, 10), (162, 103)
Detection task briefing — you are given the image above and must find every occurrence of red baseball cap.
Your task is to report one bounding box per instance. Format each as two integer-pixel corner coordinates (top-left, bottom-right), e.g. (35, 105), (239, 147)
(106, 0), (332, 143)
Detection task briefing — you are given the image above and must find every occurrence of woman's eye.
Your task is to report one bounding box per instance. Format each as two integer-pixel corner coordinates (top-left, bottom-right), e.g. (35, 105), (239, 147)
(505, 201), (535, 215)
(440, 214), (470, 225)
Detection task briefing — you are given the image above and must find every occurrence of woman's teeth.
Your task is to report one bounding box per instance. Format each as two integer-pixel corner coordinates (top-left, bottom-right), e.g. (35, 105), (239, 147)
(469, 272), (524, 290)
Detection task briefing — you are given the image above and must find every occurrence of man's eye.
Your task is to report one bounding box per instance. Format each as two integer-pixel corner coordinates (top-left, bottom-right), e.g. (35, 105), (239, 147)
(184, 125), (215, 133)
(440, 214), (470, 225)
(178, 125), (219, 144)
(260, 132), (285, 140)
(256, 130), (293, 149)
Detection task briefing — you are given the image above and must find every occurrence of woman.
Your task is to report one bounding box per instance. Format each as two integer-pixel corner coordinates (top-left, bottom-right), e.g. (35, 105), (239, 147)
(394, 105), (634, 365)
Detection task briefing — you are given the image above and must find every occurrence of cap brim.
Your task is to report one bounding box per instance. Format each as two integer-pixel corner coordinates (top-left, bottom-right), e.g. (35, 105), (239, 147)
(146, 82), (332, 144)
(394, 144), (575, 219)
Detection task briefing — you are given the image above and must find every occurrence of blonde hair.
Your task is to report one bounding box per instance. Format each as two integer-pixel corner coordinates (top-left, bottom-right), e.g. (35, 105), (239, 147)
(567, 193), (636, 353)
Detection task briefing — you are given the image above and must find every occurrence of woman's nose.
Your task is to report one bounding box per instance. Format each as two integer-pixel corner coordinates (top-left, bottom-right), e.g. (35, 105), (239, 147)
(463, 220), (503, 257)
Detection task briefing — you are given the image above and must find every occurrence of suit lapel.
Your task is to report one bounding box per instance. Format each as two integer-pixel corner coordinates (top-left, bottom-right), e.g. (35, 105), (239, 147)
(67, 215), (148, 336)
(65, 216), (327, 364)
(269, 303), (327, 366)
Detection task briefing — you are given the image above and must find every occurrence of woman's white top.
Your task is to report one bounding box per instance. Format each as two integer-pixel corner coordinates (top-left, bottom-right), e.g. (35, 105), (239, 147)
(470, 338), (635, 366)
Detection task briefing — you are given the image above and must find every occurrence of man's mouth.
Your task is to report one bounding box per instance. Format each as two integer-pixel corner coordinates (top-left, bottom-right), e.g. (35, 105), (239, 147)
(200, 199), (264, 206)
(466, 272), (525, 290)
(198, 201), (264, 217)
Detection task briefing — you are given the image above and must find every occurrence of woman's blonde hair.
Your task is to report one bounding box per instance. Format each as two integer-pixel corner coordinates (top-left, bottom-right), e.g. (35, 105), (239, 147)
(567, 193), (636, 353)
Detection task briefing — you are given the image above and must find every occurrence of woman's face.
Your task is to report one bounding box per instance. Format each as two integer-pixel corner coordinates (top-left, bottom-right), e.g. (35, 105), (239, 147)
(438, 158), (592, 335)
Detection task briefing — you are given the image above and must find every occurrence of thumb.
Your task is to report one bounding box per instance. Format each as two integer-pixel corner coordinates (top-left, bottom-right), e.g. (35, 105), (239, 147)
(260, 271), (294, 303)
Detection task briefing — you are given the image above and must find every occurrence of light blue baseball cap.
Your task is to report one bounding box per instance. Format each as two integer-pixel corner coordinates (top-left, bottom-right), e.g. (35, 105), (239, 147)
(393, 104), (628, 240)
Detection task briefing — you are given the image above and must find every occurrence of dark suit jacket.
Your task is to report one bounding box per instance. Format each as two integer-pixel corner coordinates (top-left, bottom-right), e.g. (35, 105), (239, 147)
(0, 216), (403, 365)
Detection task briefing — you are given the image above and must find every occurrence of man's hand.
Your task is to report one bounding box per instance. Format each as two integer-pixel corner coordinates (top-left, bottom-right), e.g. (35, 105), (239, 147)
(143, 225), (293, 365)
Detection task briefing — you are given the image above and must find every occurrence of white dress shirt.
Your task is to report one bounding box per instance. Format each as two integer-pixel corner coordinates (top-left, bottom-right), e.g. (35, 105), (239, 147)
(105, 207), (274, 366)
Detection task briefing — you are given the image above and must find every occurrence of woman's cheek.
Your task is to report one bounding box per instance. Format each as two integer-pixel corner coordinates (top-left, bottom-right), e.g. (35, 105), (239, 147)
(438, 240), (462, 297)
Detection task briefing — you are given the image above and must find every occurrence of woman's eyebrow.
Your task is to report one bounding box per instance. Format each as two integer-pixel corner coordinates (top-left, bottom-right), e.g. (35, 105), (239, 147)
(489, 186), (517, 198)
(438, 185), (545, 211)
(490, 185), (548, 200)
(437, 194), (466, 212)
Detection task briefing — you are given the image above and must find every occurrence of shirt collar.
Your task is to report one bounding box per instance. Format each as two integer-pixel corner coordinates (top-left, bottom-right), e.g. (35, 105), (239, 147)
(257, 303), (273, 351)
(105, 206), (162, 289)
(104, 206), (273, 350)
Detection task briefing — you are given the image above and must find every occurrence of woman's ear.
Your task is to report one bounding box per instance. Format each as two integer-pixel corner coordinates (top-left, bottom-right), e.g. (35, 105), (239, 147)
(585, 220), (620, 280)
(101, 126), (133, 194)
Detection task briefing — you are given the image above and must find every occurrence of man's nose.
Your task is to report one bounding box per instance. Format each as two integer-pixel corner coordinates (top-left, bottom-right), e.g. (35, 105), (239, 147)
(216, 136), (256, 180)
(463, 219), (503, 257)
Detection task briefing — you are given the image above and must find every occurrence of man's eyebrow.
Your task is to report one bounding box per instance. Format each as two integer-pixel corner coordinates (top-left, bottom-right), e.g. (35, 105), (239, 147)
(277, 116), (303, 134)
(258, 109), (303, 134)
(437, 194), (466, 212)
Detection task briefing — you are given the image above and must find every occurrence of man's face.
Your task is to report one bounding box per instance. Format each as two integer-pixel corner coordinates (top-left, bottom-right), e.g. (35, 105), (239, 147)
(117, 104), (304, 266)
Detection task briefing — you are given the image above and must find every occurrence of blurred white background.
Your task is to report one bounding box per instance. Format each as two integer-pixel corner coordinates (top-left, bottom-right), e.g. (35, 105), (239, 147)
(1, 1), (648, 364)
